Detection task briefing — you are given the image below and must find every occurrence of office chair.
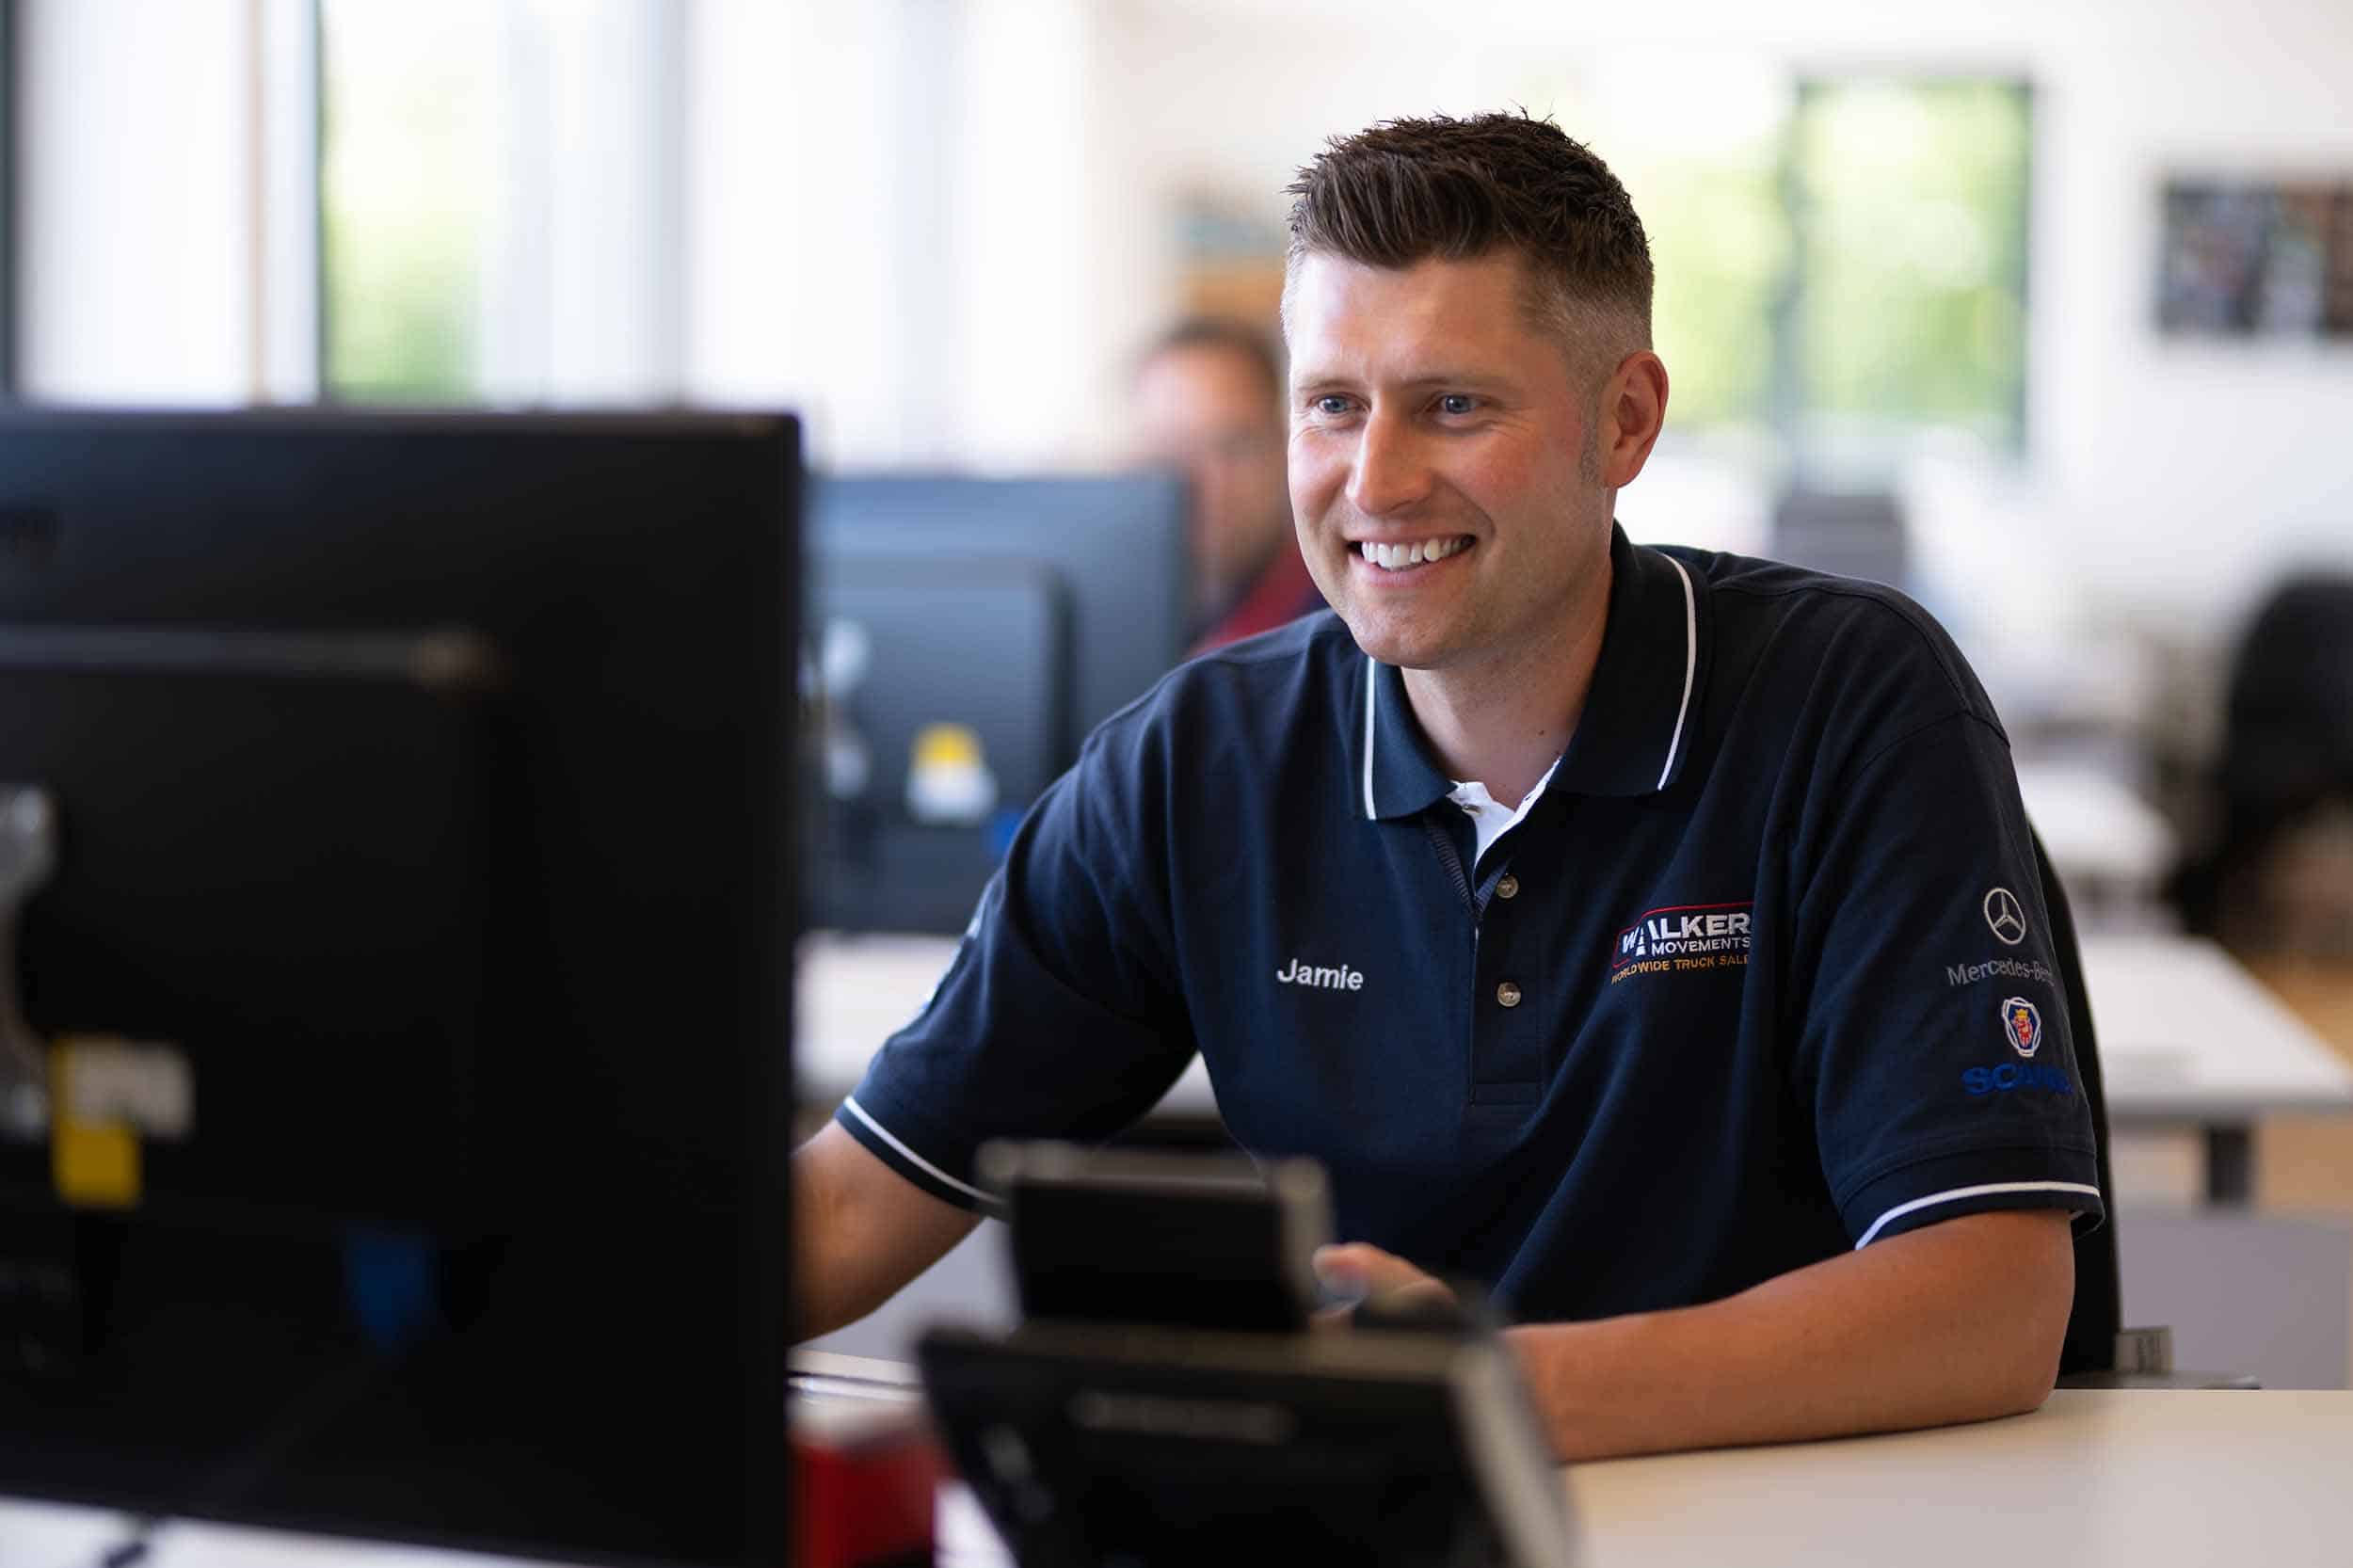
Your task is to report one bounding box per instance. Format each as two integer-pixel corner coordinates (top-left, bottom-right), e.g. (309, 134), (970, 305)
(2037, 825), (2258, 1388)
(2171, 572), (2353, 957)
(1769, 485), (1911, 591)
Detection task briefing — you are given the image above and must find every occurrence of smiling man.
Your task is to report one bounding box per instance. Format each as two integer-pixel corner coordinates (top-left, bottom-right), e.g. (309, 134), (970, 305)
(794, 113), (2101, 1462)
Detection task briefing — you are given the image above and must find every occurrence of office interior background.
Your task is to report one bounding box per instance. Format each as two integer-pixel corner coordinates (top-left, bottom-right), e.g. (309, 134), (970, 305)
(14, 0), (2353, 1383)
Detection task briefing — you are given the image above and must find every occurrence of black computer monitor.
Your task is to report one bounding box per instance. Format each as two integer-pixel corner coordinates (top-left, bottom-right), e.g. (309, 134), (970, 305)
(805, 472), (1189, 935)
(0, 409), (799, 1568)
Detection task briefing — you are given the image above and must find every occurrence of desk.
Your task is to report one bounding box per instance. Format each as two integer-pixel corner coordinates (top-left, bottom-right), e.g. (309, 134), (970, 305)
(9, 1392), (2350, 1566)
(1568, 1390), (2353, 1567)
(2085, 934), (2353, 1202)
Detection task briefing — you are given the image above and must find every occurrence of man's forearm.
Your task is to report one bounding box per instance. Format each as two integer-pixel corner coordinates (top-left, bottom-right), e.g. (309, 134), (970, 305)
(1504, 1210), (2074, 1463)
(792, 1122), (980, 1341)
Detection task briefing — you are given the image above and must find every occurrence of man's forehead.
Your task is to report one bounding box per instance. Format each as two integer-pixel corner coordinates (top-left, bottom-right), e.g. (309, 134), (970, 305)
(1285, 250), (1552, 382)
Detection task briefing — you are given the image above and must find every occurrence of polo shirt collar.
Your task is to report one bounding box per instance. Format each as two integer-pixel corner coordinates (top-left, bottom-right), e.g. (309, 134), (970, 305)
(1355, 522), (1706, 822)
(1555, 523), (1706, 797)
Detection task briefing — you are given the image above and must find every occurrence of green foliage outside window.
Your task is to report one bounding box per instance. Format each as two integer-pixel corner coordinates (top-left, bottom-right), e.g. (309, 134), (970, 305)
(318, 0), (491, 403)
(1791, 80), (2032, 452)
(1527, 70), (2032, 458)
(1619, 146), (1789, 434)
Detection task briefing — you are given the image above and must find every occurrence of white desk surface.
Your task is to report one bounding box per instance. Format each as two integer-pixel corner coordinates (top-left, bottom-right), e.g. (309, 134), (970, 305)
(795, 930), (1219, 1115)
(9, 1392), (2351, 1567)
(2083, 933), (2353, 1120)
(0, 1501), (543, 1568)
(1568, 1390), (2353, 1568)
(799, 931), (2353, 1127)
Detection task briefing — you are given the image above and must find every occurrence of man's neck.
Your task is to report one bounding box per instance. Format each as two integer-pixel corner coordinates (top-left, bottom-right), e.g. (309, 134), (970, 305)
(1401, 566), (1612, 810)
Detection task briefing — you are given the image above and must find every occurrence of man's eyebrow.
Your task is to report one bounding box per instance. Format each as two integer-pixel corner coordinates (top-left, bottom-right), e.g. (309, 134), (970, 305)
(1292, 370), (1514, 394)
(1400, 368), (1521, 387)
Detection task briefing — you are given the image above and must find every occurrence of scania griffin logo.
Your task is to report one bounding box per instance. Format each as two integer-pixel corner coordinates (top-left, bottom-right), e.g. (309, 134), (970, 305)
(1981, 887), (2027, 947)
(2001, 996), (2045, 1058)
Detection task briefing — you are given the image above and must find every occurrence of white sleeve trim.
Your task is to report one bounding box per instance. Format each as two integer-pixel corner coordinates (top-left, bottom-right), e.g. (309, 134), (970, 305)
(1853, 1179), (2102, 1249)
(840, 1095), (997, 1207)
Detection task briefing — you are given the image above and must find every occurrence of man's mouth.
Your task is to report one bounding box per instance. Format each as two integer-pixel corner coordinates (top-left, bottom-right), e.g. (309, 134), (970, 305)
(1357, 536), (1473, 571)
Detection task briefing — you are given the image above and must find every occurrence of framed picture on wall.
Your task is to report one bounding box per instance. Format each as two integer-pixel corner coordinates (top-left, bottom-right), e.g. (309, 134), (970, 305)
(2156, 178), (2353, 339)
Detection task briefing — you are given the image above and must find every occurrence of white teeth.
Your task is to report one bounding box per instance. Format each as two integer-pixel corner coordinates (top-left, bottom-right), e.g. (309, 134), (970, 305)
(1360, 536), (1467, 570)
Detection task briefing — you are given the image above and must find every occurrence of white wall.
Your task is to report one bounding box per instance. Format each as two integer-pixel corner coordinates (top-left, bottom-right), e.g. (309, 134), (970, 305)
(2042, 8), (2353, 620)
(479, 0), (685, 406)
(684, 0), (949, 460)
(19, 0), (252, 405)
(20, 0), (313, 406)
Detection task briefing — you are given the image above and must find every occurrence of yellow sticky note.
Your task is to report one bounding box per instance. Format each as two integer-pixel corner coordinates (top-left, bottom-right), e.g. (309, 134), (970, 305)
(54, 1117), (140, 1208)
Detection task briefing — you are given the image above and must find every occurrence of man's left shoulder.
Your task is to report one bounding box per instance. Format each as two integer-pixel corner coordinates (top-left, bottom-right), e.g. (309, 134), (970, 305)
(1151, 609), (1355, 725)
(1081, 608), (1354, 783)
(1660, 543), (2003, 735)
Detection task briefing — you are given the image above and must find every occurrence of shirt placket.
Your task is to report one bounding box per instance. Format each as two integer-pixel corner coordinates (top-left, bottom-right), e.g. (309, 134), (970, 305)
(1424, 803), (1548, 1112)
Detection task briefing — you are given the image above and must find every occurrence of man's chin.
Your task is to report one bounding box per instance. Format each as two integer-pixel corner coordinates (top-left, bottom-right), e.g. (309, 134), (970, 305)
(1336, 611), (1456, 672)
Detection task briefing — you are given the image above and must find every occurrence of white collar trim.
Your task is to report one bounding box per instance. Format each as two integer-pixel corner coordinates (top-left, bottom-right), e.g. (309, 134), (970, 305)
(1359, 551), (1698, 821)
(1657, 554), (1698, 791)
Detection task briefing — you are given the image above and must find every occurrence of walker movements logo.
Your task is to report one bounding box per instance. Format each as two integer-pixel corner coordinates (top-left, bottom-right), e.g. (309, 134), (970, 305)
(1609, 900), (1753, 984)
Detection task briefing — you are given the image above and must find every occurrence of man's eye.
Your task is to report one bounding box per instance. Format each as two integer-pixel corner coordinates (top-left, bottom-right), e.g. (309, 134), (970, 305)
(1313, 395), (1353, 417)
(1437, 394), (1480, 416)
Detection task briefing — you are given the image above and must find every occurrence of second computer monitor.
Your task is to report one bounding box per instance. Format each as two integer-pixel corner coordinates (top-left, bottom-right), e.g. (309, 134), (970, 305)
(807, 472), (1190, 935)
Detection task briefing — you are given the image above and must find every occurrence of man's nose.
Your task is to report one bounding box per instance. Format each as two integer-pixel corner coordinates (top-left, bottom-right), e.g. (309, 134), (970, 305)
(1345, 409), (1433, 518)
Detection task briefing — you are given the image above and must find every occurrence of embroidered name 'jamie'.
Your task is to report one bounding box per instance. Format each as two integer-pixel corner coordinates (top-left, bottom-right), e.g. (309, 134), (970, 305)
(1276, 957), (1364, 992)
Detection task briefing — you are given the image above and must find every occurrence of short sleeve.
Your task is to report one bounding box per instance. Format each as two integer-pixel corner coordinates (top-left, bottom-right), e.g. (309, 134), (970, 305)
(833, 730), (1198, 1212)
(1789, 710), (2104, 1249)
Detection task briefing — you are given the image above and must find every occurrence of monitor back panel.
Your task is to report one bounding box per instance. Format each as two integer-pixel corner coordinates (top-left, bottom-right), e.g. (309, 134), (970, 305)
(0, 411), (799, 1568)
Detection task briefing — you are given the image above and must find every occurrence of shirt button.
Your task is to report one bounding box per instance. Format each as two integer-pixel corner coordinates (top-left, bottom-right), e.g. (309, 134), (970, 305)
(1495, 873), (1520, 900)
(1496, 981), (1522, 1009)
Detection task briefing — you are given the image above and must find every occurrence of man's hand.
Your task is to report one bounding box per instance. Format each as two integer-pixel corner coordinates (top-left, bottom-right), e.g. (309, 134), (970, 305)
(1313, 1242), (1459, 1320)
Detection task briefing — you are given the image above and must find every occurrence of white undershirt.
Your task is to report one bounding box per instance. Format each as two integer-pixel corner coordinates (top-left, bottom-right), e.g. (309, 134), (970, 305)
(1447, 755), (1561, 869)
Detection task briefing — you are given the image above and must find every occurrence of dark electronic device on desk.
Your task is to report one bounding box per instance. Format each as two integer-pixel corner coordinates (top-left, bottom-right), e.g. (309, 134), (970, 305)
(0, 410), (800, 1568)
(919, 1144), (1577, 1568)
(805, 472), (1188, 936)
(985, 1141), (1330, 1333)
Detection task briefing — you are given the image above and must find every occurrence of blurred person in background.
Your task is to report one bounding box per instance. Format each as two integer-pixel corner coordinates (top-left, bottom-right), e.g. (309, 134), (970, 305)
(1131, 319), (1326, 651)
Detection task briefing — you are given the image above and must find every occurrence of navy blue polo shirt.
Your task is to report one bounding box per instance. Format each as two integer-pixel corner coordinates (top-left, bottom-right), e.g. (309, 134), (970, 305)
(838, 524), (2103, 1324)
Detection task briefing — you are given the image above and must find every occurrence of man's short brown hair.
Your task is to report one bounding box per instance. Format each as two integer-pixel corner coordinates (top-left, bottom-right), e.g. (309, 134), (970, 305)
(1282, 111), (1653, 374)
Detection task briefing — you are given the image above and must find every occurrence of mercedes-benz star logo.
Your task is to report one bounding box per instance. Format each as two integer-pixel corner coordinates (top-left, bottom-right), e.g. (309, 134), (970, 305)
(1982, 887), (2028, 946)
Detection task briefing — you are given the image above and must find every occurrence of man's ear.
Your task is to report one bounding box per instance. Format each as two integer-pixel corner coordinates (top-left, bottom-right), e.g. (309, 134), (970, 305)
(1599, 350), (1670, 489)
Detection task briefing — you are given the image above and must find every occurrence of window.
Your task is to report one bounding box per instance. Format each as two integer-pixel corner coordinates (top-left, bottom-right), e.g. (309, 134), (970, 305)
(316, 0), (681, 407)
(318, 0), (493, 401)
(1524, 65), (2033, 464)
(1788, 79), (2032, 458)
